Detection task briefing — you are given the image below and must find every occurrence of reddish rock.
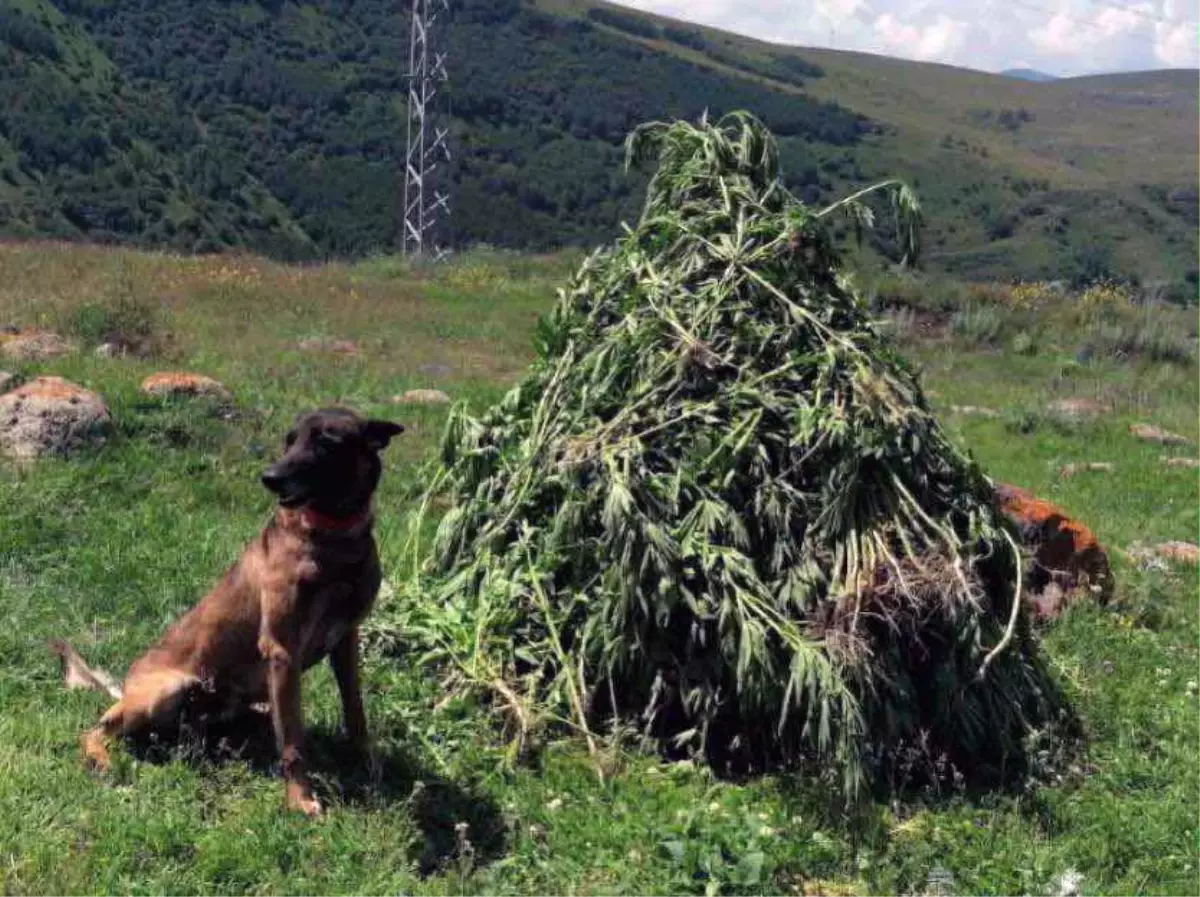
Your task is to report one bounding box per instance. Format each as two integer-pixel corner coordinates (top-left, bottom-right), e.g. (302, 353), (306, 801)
(1155, 541), (1199, 566)
(140, 371), (231, 402)
(993, 481), (1113, 620)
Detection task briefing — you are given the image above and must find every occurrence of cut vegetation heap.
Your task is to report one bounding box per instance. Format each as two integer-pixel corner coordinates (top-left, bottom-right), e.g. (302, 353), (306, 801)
(375, 113), (1072, 796)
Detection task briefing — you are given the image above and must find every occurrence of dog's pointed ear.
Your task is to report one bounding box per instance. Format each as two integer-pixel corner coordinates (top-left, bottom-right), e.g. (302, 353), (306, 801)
(363, 419), (405, 450)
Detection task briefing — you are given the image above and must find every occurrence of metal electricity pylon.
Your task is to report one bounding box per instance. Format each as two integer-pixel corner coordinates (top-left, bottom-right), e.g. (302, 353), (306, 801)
(401, 0), (450, 258)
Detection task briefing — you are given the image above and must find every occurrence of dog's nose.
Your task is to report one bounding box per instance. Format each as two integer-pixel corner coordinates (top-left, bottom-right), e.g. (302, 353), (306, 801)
(261, 469), (287, 492)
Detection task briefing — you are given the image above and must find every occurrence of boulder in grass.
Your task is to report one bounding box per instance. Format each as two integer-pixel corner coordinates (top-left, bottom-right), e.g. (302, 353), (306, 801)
(0, 330), (76, 362)
(296, 336), (359, 357)
(1162, 457), (1200, 469)
(1155, 541), (1199, 566)
(0, 376), (110, 459)
(140, 372), (232, 403)
(1127, 541), (1200, 570)
(993, 482), (1113, 619)
(369, 113), (1074, 794)
(394, 388), (450, 405)
(1130, 423), (1192, 446)
(1049, 398), (1110, 418)
(950, 404), (1000, 418)
(0, 371), (16, 393)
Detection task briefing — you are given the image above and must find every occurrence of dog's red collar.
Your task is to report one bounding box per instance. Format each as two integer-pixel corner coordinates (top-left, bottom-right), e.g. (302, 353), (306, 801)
(299, 507), (371, 532)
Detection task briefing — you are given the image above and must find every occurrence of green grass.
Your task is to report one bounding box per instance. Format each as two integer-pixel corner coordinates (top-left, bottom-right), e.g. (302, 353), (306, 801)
(0, 243), (1197, 895)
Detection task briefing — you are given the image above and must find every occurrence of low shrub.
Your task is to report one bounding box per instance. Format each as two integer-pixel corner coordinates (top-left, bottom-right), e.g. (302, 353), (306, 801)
(1010, 330), (1038, 356)
(1082, 304), (1197, 366)
(860, 270), (966, 316)
(950, 303), (1006, 346)
(58, 272), (165, 356)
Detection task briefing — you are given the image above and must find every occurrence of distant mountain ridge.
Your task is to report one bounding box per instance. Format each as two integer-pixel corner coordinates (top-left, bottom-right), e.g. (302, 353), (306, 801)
(0, 0), (1194, 289)
(1001, 68), (1059, 82)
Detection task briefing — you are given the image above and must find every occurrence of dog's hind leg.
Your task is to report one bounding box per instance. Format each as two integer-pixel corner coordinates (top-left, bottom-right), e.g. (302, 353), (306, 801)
(82, 668), (200, 771)
(329, 627), (367, 750)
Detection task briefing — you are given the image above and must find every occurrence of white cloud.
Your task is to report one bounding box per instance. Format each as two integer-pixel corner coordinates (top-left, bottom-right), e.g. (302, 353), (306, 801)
(1156, 19), (1199, 66)
(613, 0), (1200, 76)
(817, 0), (870, 22)
(871, 11), (970, 61)
(1029, 13), (1077, 57)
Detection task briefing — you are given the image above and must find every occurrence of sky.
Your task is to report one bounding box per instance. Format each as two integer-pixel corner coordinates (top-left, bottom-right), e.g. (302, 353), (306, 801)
(611, 0), (1200, 77)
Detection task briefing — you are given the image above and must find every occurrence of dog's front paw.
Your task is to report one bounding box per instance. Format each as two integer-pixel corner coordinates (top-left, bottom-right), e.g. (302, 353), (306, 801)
(286, 782), (324, 817)
(81, 730), (112, 773)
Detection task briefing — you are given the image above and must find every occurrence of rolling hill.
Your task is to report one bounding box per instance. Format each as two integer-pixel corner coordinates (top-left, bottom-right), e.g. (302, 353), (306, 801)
(1001, 68), (1058, 82)
(0, 0), (1195, 290)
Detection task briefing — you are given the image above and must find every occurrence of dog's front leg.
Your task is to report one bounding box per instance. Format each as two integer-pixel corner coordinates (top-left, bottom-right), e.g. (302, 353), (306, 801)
(260, 631), (322, 817)
(329, 627), (367, 751)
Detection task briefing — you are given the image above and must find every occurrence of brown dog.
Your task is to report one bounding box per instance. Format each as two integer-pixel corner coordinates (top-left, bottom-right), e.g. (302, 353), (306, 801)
(49, 407), (404, 816)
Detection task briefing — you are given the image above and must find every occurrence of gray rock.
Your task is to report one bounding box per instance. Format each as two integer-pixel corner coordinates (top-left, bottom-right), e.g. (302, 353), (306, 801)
(0, 330), (75, 362)
(1130, 423), (1193, 446)
(0, 377), (110, 459)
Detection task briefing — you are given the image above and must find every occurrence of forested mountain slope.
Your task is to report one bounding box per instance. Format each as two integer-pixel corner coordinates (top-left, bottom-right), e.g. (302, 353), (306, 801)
(0, 0), (1195, 288)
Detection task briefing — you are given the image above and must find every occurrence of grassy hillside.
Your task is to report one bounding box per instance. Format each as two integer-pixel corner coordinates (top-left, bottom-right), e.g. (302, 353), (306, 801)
(0, 0), (1195, 288)
(543, 0), (1199, 289)
(0, 241), (1196, 894)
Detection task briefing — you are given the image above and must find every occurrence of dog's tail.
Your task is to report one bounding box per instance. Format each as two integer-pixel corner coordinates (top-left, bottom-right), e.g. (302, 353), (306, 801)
(47, 639), (123, 700)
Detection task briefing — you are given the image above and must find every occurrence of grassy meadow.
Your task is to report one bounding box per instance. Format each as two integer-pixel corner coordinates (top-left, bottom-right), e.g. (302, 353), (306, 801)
(0, 241), (1196, 895)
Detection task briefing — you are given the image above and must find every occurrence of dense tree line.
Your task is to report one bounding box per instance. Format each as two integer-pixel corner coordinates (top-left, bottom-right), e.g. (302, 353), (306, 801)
(0, 7), (61, 60)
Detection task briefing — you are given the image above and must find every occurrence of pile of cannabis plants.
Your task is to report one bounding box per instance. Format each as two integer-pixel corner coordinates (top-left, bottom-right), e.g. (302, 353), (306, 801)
(372, 112), (1071, 795)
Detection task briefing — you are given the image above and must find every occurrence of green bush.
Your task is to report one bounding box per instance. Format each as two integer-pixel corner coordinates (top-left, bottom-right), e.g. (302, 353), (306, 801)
(59, 276), (163, 355)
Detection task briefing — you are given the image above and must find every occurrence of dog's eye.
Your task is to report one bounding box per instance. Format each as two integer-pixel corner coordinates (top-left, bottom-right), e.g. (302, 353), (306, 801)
(315, 431), (344, 450)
